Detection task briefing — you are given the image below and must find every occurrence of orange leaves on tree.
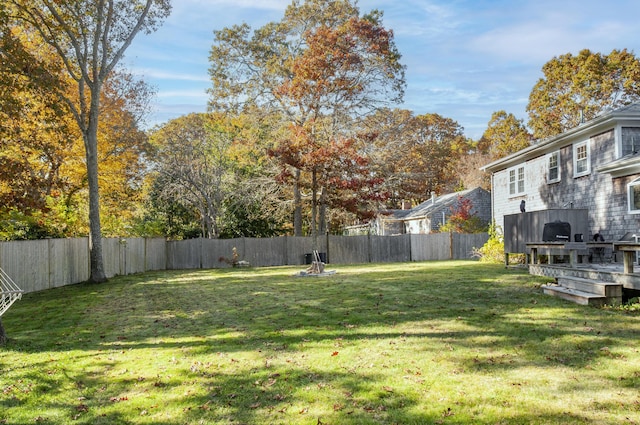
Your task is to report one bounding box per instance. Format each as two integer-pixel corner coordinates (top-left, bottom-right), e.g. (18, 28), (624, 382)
(210, 1), (406, 234)
(439, 196), (486, 234)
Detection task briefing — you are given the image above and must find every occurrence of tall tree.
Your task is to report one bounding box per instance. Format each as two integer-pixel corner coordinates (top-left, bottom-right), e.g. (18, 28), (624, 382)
(145, 110), (288, 240)
(4, 0), (171, 282)
(454, 148), (492, 191)
(360, 110), (468, 206)
(401, 113), (470, 198)
(478, 110), (532, 161)
(0, 24), (71, 220)
(0, 24), (154, 240)
(527, 48), (640, 139)
(269, 124), (386, 233)
(209, 0), (405, 237)
(149, 113), (238, 239)
(357, 108), (414, 207)
(455, 111), (531, 192)
(314, 134), (387, 231)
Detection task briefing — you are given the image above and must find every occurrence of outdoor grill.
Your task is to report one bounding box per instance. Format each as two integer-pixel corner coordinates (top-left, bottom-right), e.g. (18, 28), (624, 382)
(542, 220), (571, 242)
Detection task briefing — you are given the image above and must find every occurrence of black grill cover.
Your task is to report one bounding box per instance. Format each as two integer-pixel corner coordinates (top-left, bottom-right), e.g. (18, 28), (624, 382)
(542, 221), (571, 242)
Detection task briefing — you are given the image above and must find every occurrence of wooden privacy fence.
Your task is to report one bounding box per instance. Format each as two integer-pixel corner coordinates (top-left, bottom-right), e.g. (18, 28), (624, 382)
(0, 233), (488, 294)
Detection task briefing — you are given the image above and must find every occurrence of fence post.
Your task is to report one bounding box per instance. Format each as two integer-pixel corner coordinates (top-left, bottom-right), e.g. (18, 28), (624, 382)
(282, 235), (287, 265)
(449, 232), (454, 260)
(47, 239), (52, 290)
(326, 231), (330, 263)
(409, 234), (413, 262)
(144, 237), (148, 272)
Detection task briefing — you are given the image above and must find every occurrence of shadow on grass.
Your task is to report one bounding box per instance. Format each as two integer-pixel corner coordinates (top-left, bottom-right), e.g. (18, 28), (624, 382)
(1, 262), (638, 424)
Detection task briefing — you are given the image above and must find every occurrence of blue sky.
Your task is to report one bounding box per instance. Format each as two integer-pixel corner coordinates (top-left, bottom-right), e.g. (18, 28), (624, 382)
(125, 0), (640, 139)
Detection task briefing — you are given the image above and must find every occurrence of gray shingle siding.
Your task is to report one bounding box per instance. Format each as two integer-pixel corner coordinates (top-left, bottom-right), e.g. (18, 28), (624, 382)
(538, 131), (640, 241)
(425, 188), (492, 232)
(484, 105), (640, 243)
(370, 187), (492, 235)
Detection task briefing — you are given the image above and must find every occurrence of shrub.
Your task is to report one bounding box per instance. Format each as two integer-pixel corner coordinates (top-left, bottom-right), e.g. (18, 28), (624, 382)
(438, 196), (488, 234)
(473, 221), (507, 263)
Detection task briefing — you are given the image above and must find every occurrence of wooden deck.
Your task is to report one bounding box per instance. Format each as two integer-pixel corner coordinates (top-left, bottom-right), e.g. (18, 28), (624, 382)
(521, 241), (640, 305)
(530, 261), (640, 306)
(530, 262), (640, 290)
(526, 241), (640, 289)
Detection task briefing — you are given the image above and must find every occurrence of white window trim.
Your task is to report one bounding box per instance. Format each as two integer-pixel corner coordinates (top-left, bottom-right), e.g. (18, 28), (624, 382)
(573, 140), (590, 177)
(508, 165), (525, 197)
(547, 151), (560, 183)
(628, 177), (640, 214)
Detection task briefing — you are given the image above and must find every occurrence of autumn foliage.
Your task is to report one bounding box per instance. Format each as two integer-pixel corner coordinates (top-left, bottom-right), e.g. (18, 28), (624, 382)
(0, 15), (155, 240)
(210, 0), (405, 235)
(438, 197), (487, 234)
(527, 48), (640, 139)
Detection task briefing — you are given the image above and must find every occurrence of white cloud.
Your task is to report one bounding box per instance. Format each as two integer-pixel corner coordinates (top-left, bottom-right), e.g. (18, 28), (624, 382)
(133, 68), (210, 83)
(156, 89), (209, 100)
(130, 0), (640, 138)
(171, 0), (288, 11)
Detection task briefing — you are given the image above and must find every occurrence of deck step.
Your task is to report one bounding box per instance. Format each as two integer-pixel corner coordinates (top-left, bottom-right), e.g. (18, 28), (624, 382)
(541, 285), (609, 306)
(556, 276), (623, 297)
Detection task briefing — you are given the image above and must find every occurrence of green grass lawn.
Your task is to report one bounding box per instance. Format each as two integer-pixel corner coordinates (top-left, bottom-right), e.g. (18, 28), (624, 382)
(1, 261), (639, 424)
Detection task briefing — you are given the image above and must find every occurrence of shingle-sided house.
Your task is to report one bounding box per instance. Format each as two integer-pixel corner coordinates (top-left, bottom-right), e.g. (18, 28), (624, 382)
(355, 187), (491, 236)
(481, 103), (640, 243)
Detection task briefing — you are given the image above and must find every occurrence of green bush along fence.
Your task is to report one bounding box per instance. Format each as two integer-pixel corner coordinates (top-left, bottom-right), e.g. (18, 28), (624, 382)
(1, 233), (488, 294)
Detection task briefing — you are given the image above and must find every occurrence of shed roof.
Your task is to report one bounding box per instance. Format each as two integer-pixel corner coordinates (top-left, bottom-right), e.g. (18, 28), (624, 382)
(402, 188), (478, 220)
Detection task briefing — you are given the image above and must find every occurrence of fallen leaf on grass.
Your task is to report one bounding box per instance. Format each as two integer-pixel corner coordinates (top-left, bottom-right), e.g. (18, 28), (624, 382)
(331, 351), (339, 356)
(266, 378), (278, 387)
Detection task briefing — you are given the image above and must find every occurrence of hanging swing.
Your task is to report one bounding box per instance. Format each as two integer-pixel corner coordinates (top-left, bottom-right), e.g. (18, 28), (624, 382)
(0, 268), (22, 317)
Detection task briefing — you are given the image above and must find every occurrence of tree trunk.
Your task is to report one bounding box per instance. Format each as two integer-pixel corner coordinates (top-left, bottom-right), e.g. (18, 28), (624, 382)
(84, 106), (107, 284)
(311, 168), (318, 239)
(319, 186), (327, 235)
(203, 212), (216, 239)
(293, 168), (302, 236)
(0, 318), (6, 345)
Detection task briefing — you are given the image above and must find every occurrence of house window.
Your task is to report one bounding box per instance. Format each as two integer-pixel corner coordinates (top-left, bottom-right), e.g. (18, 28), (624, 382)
(548, 151), (560, 183)
(573, 140), (590, 177)
(509, 165), (525, 196)
(629, 178), (640, 214)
